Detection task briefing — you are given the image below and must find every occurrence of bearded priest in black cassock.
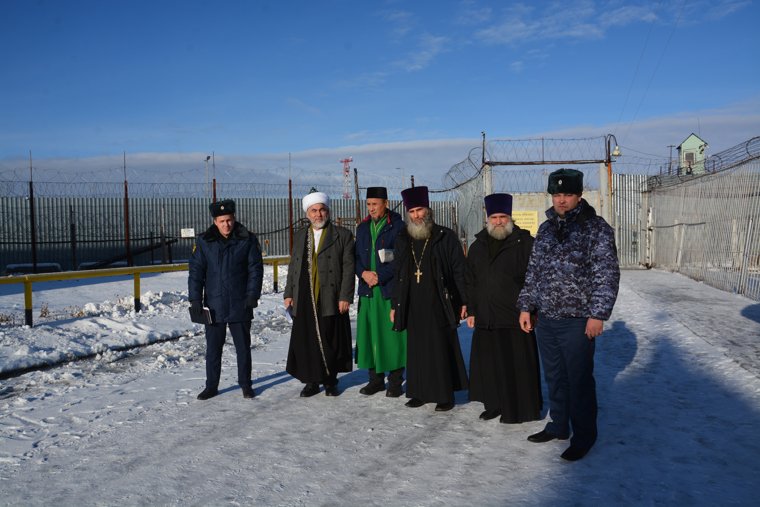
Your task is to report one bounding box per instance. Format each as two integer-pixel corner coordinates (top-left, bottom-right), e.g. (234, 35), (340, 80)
(391, 186), (469, 412)
(465, 193), (542, 424)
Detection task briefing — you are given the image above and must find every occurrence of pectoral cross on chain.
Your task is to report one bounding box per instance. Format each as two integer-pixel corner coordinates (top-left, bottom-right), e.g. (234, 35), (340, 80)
(411, 237), (429, 285)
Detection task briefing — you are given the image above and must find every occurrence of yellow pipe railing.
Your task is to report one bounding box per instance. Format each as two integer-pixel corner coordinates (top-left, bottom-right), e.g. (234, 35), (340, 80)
(0, 256), (290, 327)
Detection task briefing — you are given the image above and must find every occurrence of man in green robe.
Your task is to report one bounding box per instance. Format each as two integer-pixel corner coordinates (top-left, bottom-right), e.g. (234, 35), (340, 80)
(355, 187), (407, 397)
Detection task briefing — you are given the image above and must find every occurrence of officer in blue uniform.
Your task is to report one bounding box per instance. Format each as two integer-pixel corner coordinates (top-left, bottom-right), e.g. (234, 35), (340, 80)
(189, 199), (263, 400)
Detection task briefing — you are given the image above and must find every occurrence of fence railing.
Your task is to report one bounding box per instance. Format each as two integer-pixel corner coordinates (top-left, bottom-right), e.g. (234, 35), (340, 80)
(0, 257), (290, 327)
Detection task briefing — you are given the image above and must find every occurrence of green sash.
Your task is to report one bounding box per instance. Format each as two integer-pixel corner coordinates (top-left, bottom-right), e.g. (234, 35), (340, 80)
(311, 225), (327, 302)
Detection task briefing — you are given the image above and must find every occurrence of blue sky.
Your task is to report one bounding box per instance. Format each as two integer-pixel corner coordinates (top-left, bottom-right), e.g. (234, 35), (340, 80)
(1, 0), (758, 186)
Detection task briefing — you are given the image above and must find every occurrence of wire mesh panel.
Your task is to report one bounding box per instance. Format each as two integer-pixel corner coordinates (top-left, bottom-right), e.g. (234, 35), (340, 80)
(614, 173), (648, 268)
(0, 186), (459, 273)
(647, 159), (760, 301)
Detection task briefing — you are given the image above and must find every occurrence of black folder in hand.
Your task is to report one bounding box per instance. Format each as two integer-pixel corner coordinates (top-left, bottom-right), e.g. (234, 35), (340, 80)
(189, 306), (214, 324)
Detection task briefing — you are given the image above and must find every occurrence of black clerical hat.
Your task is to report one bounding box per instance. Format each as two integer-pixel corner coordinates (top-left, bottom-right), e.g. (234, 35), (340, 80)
(401, 186), (429, 210)
(366, 187), (388, 199)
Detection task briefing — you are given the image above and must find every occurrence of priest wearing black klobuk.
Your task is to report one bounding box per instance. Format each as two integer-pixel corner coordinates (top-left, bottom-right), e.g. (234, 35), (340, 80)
(391, 186), (469, 412)
(465, 193), (542, 423)
(284, 189), (355, 397)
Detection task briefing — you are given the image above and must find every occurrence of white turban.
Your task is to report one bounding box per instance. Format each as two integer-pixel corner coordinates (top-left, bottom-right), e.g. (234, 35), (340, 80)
(302, 191), (330, 212)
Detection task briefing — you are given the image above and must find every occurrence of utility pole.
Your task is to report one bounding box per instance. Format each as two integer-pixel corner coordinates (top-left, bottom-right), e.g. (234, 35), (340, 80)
(29, 150), (38, 274)
(353, 167), (361, 224)
(212, 151), (216, 202)
(667, 145), (675, 175)
(123, 151), (133, 267)
(204, 155), (211, 199)
(481, 131), (492, 197)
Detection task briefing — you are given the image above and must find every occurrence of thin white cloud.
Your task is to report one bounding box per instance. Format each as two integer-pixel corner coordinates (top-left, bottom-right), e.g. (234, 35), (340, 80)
(454, 0), (493, 26)
(396, 34), (450, 71)
(3, 98), (757, 185)
(342, 124), (445, 144)
(286, 97), (321, 116)
(475, 0), (712, 45)
(379, 9), (415, 39)
(334, 70), (389, 90)
(670, 0), (752, 24)
(602, 4), (659, 28)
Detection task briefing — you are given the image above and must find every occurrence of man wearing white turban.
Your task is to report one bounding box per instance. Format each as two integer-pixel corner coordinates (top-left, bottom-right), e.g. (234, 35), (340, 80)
(284, 189), (356, 397)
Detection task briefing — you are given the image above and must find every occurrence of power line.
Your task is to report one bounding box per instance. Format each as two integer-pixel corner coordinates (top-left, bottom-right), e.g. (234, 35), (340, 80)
(621, 1), (684, 143)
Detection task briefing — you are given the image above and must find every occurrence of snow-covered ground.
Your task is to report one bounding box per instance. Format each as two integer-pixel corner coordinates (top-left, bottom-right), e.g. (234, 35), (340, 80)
(1, 267), (759, 506)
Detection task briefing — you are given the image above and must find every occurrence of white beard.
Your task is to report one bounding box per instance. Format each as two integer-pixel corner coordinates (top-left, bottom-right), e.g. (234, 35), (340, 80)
(486, 221), (513, 240)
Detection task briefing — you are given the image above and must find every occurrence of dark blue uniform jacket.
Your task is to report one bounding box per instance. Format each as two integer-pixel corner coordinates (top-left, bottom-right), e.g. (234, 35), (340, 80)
(188, 222), (263, 323)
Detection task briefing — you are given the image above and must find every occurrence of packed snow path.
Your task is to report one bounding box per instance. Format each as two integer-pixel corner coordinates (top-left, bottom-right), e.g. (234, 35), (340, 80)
(1, 269), (759, 505)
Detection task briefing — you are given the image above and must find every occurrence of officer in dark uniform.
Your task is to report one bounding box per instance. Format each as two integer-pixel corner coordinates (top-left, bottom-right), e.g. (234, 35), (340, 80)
(189, 199), (264, 400)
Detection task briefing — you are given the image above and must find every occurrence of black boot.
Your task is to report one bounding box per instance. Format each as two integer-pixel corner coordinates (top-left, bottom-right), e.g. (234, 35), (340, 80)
(197, 387), (218, 400)
(386, 368), (404, 397)
(300, 383), (320, 397)
(324, 373), (340, 396)
(360, 369), (385, 395)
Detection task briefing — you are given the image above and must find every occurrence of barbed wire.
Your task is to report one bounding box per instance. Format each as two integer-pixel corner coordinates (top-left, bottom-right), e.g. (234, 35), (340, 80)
(647, 137), (760, 189)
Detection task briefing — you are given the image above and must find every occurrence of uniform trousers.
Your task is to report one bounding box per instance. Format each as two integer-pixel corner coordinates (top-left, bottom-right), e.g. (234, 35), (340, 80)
(535, 315), (597, 450)
(204, 320), (252, 390)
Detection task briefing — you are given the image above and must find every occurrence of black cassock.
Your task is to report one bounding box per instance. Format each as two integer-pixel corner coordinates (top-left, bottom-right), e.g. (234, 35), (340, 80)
(405, 238), (468, 404)
(286, 242), (352, 385)
(469, 327), (542, 423)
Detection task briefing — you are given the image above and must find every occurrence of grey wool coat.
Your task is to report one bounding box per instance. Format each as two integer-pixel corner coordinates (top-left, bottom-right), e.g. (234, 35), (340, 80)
(284, 222), (356, 317)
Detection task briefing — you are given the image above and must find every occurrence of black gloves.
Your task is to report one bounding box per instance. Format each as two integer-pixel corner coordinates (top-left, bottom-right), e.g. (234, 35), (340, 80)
(246, 296), (258, 309)
(189, 301), (209, 324)
(189, 301), (203, 322)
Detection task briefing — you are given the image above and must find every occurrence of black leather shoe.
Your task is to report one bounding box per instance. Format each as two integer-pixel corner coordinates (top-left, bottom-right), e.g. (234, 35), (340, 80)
(405, 398), (425, 408)
(479, 409), (501, 420)
(527, 430), (569, 443)
(359, 381), (385, 395)
(435, 402), (454, 412)
(561, 445), (591, 461)
(300, 383), (320, 397)
(242, 386), (255, 399)
(324, 385), (340, 397)
(386, 385), (403, 398)
(197, 388), (218, 400)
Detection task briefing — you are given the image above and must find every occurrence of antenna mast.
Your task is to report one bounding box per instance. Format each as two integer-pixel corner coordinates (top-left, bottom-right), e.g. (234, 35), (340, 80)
(340, 157), (353, 198)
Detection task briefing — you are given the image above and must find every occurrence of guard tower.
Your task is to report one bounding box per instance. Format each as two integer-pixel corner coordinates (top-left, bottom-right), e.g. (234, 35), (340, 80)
(677, 133), (708, 175)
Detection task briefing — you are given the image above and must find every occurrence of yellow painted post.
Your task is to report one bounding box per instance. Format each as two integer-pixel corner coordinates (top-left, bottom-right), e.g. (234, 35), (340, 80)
(134, 272), (141, 312)
(0, 264), (190, 327)
(24, 281), (33, 327)
(273, 260), (279, 293)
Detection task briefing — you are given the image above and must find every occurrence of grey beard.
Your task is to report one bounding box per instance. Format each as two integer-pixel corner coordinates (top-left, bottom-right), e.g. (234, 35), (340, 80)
(406, 213), (433, 240)
(309, 217), (328, 230)
(486, 221), (513, 240)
